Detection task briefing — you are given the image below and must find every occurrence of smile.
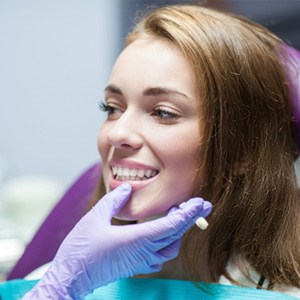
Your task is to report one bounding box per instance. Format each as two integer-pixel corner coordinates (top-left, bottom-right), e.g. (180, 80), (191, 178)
(112, 166), (158, 181)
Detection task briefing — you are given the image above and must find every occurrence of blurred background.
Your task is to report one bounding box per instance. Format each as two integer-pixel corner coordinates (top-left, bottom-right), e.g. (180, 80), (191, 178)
(0, 0), (299, 280)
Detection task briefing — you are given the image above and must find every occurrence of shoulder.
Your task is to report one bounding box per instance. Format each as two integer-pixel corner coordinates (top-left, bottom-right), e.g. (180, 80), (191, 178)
(219, 257), (300, 299)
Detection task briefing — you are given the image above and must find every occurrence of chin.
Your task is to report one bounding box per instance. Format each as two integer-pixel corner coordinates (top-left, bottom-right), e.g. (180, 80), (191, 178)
(114, 202), (164, 222)
(114, 207), (149, 222)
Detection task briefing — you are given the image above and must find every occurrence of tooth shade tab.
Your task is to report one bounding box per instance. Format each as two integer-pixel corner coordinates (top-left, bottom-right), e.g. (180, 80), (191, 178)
(112, 166), (158, 180)
(196, 217), (209, 230)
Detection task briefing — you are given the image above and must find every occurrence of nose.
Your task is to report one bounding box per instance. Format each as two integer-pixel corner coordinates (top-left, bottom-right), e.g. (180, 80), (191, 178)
(107, 110), (143, 150)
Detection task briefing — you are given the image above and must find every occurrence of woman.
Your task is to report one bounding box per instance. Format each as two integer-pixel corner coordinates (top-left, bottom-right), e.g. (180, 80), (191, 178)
(3, 3), (300, 299)
(96, 4), (300, 295)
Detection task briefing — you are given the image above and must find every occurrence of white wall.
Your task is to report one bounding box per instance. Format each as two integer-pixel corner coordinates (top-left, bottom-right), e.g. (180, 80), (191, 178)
(0, 0), (121, 189)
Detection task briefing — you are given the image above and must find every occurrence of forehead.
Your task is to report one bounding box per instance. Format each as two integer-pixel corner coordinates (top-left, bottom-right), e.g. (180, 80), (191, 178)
(109, 38), (197, 97)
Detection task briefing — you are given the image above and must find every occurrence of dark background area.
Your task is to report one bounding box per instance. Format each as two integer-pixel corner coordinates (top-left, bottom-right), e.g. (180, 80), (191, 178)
(120, 0), (300, 50)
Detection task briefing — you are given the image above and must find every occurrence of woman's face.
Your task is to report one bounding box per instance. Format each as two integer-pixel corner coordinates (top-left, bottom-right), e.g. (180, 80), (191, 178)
(98, 37), (203, 220)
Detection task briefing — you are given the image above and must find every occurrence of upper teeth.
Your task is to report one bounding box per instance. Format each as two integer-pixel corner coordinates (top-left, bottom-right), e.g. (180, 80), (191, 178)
(112, 166), (158, 181)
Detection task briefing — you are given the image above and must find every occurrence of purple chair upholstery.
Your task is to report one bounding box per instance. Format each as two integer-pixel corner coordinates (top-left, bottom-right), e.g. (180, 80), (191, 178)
(7, 163), (101, 280)
(283, 45), (300, 148)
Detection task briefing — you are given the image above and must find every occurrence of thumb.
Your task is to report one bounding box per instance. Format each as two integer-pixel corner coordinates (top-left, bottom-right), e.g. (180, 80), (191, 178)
(94, 183), (132, 221)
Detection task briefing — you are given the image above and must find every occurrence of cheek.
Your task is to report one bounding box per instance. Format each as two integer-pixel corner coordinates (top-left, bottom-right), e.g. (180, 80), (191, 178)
(158, 129), (200, 169)
(161, 132), (201, 190)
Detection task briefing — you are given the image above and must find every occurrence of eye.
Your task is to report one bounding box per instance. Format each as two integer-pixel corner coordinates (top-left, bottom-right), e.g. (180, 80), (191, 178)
(153, 108), (180, 122)
(98, 101), (122, 119)
(99, 102), (115, 114)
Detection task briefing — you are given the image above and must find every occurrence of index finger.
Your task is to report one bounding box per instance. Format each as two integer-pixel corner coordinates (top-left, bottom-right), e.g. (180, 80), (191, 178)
(141, 197), (212, 241)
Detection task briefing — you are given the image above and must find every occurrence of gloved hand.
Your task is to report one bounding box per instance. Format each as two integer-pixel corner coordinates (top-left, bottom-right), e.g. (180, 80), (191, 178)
(22, 183), (212, 300)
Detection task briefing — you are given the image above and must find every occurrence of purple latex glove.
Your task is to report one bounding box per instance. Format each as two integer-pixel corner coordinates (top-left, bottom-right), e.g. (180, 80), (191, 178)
(22, 183), (212, 300)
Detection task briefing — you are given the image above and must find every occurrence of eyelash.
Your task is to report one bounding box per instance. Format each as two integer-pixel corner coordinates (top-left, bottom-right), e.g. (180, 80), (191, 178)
(99, 101), (180, 121)
(98, 102), (119, 115)
(153, 108), (180, 120)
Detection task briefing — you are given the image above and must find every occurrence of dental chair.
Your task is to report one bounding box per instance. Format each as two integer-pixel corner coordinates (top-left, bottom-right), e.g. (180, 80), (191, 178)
(7, 163), (102, 280)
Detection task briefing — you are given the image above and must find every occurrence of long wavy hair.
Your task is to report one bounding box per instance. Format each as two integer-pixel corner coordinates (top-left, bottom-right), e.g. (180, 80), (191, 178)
(90, 4), (300, 288)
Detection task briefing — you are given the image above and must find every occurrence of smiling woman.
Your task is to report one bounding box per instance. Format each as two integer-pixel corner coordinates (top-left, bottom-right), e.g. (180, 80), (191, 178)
(93, 3), (300, 296)
(4, 3), (300, 300)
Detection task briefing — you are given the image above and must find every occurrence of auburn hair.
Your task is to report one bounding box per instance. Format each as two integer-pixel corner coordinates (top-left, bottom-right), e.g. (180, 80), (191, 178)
(91, 5), (300, 288)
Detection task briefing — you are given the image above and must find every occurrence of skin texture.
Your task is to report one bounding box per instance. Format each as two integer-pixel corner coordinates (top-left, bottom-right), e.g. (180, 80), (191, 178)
(98, 37), (203, 221)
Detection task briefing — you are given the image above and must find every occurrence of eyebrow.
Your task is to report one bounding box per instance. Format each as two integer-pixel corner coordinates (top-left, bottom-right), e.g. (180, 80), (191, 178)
(104, 84), (191, 100)
(104, 84), (123, 95)
(143, 87), (190, 100)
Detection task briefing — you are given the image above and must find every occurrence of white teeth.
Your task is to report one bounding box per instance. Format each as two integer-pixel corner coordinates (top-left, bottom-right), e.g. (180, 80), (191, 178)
(112, 166), (158, 181)
(112, 166), (117, 176)
(123, 167), (130, 176)
(138, 169), (145, 178)
(130, 169), (137, 176)
(117, 166), (123, 176)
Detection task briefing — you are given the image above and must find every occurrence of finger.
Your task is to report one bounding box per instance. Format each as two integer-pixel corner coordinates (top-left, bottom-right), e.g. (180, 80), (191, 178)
(143, 239), (181, 268)
(165, 200), (212, 241)
(142, 264), (163, 274)
(156, 239), (181, 261)
(143, 197), (212, 241)
(179, 199), (212, 218)
(168, 206), (178, 213)
(93, 183), (132, 221)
